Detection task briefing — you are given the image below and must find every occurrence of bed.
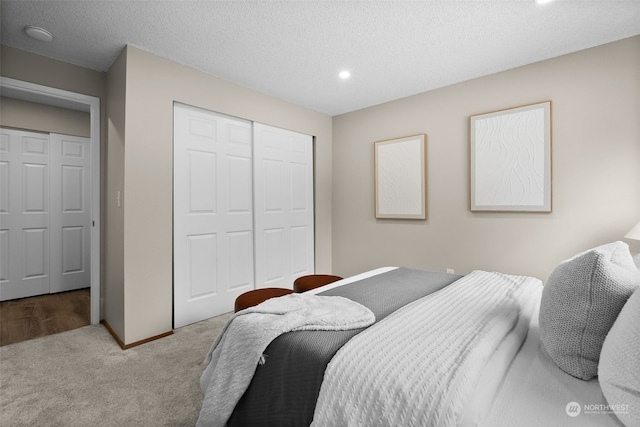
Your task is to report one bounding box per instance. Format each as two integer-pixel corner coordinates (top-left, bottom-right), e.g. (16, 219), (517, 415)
(197, 241), (640, 427)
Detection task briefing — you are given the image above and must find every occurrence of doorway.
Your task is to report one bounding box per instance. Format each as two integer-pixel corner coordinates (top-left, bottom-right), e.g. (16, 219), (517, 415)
(0, 77), (101, 325)
(1, 129), (91, 300)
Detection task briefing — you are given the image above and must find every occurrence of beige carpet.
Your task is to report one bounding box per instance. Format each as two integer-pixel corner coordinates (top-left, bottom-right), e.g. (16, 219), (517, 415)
(0, 312), (232, 426)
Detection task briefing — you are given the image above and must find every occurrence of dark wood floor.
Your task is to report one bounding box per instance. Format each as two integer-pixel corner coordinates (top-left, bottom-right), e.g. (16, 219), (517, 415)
(0, 288), (90, 346)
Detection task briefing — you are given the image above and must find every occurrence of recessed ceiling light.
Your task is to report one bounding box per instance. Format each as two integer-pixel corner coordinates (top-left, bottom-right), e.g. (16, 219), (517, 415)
(535, 0), (555, 4)
(24, 25), (54, 42)
(339, 70), (351, 80)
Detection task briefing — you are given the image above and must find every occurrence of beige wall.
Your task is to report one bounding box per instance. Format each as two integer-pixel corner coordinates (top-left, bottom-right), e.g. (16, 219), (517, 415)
(104, 50), (126, 340)
(0, 97), (90, 137)
(332, 36), (640, 280)
(1, 45), (106, 98)
(115, 47), (332, 344)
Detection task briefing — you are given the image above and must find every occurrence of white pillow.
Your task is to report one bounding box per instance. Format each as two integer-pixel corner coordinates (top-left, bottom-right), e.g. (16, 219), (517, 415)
(599, 287), (640, 426)
(539, 241), (640, 380)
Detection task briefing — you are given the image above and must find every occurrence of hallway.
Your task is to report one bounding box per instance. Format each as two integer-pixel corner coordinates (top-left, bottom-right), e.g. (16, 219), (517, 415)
(0, 288), (90, 346)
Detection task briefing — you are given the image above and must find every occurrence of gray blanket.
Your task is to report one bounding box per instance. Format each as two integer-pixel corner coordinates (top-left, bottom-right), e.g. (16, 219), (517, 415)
(226, 267), (461, 427)
(197, 293), (375, 427)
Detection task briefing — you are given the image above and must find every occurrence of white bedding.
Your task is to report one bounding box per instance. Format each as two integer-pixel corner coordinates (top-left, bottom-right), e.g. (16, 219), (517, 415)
(460, 285), (540, 426)
(310, 267), (624, 427)
(311, 270), (541, 427)
(306, 266), (398, 295)
(482, 289), (624, 427)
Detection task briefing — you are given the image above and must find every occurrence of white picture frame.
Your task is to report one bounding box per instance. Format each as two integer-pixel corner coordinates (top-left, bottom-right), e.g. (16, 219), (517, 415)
(374, 134), (427, 219)
(470, 101), (552, 212)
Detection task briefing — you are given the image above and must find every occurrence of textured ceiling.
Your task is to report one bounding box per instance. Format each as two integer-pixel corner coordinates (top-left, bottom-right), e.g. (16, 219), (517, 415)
(1, 1), (639, 116)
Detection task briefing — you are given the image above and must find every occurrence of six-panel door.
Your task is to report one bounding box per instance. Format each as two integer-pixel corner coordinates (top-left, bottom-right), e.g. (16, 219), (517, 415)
(253, 123), (315, 290)
(0, 129), (90, 301)
(173, 104), (255, 328)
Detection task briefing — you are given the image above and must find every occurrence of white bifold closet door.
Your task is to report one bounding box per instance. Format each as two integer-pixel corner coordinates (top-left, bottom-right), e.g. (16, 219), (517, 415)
(173, 104), (255, 328)
(0, 128), (91, 301)
(253, 123), (314, 289)
(173, 104), (314, 328)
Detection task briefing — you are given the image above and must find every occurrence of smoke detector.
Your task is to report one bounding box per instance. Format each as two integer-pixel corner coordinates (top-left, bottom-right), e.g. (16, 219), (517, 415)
(24, 26), (54, 42)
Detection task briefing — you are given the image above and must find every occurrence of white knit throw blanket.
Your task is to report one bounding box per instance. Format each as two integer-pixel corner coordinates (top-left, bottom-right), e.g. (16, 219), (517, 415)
(311, 270), (541, 427)
(196, 293), (375, 427)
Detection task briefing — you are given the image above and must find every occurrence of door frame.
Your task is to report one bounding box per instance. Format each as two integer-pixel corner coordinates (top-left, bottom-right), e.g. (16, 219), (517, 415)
(0, 76), (101, 325)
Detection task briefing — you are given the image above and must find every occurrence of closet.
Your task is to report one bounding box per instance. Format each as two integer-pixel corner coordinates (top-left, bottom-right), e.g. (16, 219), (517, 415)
(0, 128), (92, 300)
(173, 103), (314, 327)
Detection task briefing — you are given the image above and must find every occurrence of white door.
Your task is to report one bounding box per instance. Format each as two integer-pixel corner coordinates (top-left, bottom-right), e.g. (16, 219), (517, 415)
(0, 129), (51, 300)
(49, 133), (92, 293)
(253, 123), (314, 289)
(0, 129), (92, 301)
(174, 104), (254, 328)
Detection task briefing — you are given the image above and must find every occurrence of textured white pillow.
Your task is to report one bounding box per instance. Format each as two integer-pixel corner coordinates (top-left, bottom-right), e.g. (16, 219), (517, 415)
(539, 241), (640, 380)
(599, 287), (640, 426)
